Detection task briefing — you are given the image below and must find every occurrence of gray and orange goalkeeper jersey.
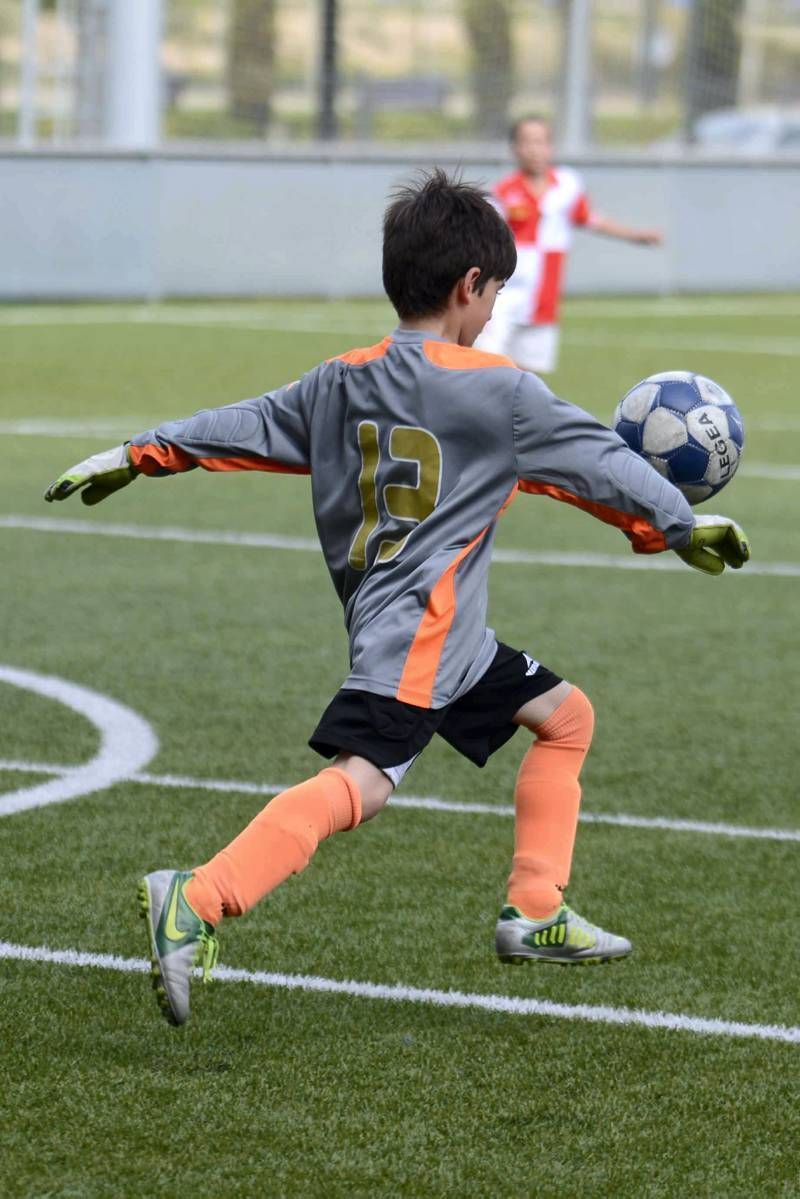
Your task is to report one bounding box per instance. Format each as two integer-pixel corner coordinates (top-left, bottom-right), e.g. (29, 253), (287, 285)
(129, 329), (693, 709)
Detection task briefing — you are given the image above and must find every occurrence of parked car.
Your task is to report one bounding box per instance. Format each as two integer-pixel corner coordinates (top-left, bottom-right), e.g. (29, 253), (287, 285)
(653, 107), (800, 154)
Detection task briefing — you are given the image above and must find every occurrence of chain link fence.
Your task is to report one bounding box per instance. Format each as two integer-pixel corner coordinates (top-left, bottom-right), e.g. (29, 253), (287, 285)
(1, 0), (799, 150)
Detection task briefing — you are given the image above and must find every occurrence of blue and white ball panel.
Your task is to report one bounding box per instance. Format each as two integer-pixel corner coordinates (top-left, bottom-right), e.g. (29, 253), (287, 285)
(657, 379), (705, 416)
(669, 441), (712, 482)
(642, 407), (688, 454)
(686, 405), (740, 489)
(646, 456), (670, 479)
(681, 481), (714, 505)
(614, 381), (660, 424)
(725, 408), (745, 448)
(614, 419), (643, 454)
(695, 375), (735, 409)
(611, 370), (745, 505)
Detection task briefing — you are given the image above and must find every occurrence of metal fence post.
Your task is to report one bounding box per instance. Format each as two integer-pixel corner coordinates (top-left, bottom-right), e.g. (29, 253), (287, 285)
(105, 0), (163, 148)
(18, 0), (40, 146)
(560, 0), (592, 154)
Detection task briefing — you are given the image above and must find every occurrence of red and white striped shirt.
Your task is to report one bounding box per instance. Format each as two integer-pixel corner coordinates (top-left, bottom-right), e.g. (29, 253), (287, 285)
(492, 167), (592, 326)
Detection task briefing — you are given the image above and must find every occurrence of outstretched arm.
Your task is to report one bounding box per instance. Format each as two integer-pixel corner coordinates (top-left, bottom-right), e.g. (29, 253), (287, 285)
(587, 213), (662, 246)
(44, 379), (311, 505)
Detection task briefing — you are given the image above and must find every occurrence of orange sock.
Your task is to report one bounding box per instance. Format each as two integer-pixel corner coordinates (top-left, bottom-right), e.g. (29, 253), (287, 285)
(185, 767), (362, 925)
(507, 687), (594, 919)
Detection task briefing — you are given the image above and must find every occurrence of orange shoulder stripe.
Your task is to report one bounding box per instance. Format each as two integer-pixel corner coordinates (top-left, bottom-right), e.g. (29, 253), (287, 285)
(330, 338), (392, 366)
(423, 341), (517, 371)
(518, 480), (667, 554)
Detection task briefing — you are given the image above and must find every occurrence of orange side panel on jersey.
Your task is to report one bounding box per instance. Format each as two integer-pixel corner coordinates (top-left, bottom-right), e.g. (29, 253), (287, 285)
(129, 443), (309, 476)
(532, 251), (565, 323)
(397, 484), (519, 707)
(518, 479), (668, 554)
(331, 338), (392, 366)
(396, 530), (488, 707)
(423, 341), (517, 371)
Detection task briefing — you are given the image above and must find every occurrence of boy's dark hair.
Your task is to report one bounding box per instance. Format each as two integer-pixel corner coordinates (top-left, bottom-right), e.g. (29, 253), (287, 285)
(509, 114), (551, 142)
(382, 168), (516, 320)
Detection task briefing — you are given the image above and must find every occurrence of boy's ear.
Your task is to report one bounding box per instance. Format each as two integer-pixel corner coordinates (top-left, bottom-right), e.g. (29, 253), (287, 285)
(459, 266), (483, 303)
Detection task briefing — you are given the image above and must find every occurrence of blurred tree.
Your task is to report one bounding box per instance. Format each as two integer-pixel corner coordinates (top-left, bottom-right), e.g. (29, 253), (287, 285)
(229, 0), (275, 132)
(685, 0), (744, 135)
(461, 0), (513, 139)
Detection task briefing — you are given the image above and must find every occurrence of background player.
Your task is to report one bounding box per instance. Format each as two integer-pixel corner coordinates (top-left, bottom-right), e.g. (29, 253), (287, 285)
(44, 171), (749, 1028)
(475, 116), (663, 373)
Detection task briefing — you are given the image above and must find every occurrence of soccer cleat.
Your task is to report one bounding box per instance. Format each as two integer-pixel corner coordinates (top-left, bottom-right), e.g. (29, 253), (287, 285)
(137, 869), (219, 1026)
(495, 902), (632, 965)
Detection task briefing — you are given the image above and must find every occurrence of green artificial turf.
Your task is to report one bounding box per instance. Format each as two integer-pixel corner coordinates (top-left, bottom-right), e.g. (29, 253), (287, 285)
(1, 296), (798, 1197)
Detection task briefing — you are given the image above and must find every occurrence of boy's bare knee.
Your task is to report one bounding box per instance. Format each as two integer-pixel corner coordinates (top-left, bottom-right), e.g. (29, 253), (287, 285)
(514, 683), (594, 752)
(332, 753), (393, 821)
(513, 680), (574, 732)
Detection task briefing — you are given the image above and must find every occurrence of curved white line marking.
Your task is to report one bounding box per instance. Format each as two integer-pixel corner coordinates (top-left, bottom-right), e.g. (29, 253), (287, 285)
(0, 666), (158, 816)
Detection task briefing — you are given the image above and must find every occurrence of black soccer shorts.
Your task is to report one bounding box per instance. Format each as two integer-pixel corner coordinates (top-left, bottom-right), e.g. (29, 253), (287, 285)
(309, 642), (562, 781)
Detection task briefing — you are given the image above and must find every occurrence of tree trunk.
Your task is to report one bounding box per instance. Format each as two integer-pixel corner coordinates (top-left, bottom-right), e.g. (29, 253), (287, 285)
(228, 0), (276, 132)
(461, 0), (513, 139)
(685, 0), (744, 136)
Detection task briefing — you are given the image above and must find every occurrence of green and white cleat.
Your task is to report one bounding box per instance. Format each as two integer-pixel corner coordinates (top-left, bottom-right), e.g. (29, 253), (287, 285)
(137, 870), (219, 1026)
(496, 902), (632, 965)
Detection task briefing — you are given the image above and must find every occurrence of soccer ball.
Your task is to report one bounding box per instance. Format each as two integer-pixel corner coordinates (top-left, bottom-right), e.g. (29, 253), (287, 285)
(611, 371), (745, 505)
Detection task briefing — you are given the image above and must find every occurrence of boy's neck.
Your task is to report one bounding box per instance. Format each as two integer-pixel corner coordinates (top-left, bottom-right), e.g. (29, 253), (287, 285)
(397, 312), (461, 344)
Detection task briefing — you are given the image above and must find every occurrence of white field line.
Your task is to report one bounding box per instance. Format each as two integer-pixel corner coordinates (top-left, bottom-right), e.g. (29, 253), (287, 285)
(1, 758), (798, 843)
(2, 302), (800, 355)
(747, 418), (800, 433)
(0, 306), (392, 335)
(742, 462), (800, 480)
(2, 297), (800, 325)
(2, 513), (798, 578)
(565, 298), (800, 319)
(0, 514), (321, 553)
(563, 330), (800, 358)
(0, 938), (797, 1044)
(0, 419), (143, 437)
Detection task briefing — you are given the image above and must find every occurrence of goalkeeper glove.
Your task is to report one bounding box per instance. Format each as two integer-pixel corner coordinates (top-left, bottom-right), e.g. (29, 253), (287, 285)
(675, 515), (751, 575)
(44, 444), (138, 506)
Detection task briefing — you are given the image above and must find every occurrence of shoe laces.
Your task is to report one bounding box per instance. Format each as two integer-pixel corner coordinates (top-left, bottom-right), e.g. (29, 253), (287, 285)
(562, 907), (599, 947)
(196, 929), (220, 984)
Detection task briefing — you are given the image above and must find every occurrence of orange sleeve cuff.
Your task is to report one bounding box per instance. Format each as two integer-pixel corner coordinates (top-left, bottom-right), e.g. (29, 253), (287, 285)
(518, 479), (668, 554)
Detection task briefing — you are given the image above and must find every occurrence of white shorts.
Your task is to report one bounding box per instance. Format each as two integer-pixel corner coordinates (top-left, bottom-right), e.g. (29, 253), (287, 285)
(475, 319), (560, 374)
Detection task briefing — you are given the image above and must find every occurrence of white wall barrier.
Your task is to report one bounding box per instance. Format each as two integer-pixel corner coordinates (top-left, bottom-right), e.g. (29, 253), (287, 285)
(0, 146), (798, 300)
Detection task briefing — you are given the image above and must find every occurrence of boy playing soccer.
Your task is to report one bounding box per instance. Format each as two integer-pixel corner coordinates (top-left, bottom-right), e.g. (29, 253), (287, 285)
(475, 115), (662, 373)
(45, 171), (750, 1027)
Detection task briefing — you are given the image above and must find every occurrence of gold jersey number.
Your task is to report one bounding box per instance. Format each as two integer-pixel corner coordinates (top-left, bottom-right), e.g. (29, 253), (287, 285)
(349, 421), (443, 571)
